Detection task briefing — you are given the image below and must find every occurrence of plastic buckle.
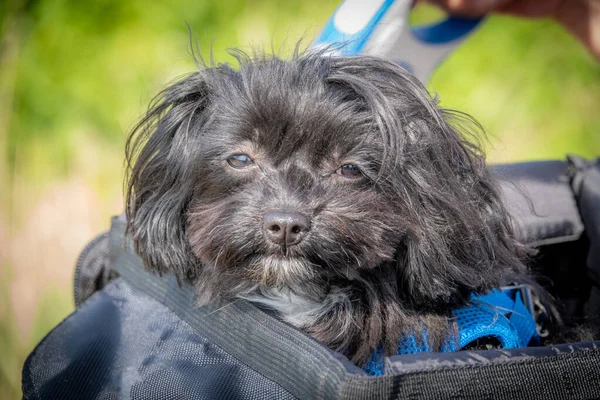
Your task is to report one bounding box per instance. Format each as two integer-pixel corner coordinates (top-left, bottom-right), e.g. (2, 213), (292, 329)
(501, 284), (550, 339)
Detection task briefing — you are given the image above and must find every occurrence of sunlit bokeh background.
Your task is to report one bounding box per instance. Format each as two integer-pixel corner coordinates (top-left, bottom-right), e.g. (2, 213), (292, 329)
(1, 0), (599, 397)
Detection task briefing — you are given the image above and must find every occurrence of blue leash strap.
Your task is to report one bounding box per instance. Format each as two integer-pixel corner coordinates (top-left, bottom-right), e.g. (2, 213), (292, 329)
(311, 0), (483, 83)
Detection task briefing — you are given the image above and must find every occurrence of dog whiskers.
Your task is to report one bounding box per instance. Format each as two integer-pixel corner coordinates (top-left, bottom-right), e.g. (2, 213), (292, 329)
(205, 298), (241, 316)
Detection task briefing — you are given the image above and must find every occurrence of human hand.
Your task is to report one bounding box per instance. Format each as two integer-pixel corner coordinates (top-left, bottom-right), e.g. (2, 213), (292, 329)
(424, 0), (600, 60)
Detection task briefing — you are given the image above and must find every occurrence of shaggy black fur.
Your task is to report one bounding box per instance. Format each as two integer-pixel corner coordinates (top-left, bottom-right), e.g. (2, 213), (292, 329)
(125, 49), (543, 366)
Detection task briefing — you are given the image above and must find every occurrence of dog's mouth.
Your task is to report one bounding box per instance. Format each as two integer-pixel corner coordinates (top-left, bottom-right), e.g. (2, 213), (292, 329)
(241, 253), (322, 287)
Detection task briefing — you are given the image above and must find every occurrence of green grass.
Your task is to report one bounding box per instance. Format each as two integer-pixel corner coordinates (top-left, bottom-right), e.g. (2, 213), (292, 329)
(1, 1), (599, 398)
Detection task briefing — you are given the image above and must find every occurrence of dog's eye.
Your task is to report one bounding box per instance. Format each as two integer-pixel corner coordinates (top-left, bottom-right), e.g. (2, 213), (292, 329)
(336, 164), (362, 179)
(227, 154), (254, 169)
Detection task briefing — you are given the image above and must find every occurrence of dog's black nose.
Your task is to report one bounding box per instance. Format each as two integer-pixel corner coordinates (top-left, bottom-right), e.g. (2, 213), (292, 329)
(263, 211), (310, 247)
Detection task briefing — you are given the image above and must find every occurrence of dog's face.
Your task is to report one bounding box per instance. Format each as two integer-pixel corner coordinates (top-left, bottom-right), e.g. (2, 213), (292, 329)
(186, 81), (404, 296)
(126, 51), (529, 364)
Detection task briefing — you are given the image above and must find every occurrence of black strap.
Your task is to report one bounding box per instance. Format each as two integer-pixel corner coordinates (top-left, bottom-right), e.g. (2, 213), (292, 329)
(569, 156), (600, 282)
(493, 160), (584, 247)
(109, 215), (600, 400)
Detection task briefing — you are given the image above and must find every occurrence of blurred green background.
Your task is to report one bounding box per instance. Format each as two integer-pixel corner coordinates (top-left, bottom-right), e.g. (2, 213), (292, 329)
(1, 0), (599, 397)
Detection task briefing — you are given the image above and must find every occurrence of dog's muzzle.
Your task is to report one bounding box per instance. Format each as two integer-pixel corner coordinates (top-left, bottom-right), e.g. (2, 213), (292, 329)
(263, 211), (310, 248)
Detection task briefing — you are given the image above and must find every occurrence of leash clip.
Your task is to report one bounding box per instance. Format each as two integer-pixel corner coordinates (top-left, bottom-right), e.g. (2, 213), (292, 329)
(501, 284), (550, 339)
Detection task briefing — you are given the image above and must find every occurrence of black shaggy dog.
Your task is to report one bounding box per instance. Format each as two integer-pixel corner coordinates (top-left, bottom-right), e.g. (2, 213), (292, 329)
(125, 49), (544, 367)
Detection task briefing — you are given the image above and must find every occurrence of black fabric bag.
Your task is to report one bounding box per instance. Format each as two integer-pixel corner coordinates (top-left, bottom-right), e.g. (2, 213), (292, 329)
(22, 157), (600, 400)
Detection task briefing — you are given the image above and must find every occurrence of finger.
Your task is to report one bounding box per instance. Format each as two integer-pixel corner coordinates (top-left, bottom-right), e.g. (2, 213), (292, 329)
(423, 0), (514, 17)
(498, 0), (562, 18)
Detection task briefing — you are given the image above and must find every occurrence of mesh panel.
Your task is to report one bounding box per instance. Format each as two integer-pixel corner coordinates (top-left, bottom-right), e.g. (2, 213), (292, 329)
(23, 279), (295, 400)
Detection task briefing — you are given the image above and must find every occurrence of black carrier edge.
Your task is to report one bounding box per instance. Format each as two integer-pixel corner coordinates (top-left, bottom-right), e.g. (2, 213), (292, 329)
(73, 231), (109, 307)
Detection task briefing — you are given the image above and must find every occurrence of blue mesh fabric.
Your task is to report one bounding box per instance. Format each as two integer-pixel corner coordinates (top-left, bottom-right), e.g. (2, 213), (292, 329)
(364, 288), (539, 376)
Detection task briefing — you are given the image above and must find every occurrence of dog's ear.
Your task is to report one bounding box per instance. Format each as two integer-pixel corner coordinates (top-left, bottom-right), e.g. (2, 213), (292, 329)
(394, 106), (529, 309)
(329, 57), (528, 308)
(125, 71), (212, 281)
